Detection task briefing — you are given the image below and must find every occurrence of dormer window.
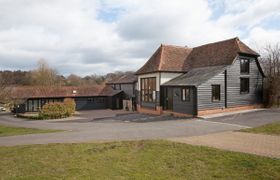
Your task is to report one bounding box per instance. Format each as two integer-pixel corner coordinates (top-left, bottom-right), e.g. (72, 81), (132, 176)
(240, 59), (250, 74)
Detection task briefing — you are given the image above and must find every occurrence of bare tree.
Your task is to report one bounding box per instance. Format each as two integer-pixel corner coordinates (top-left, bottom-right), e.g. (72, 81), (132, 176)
(67, 74), (83, 86)
(0, 74), (10, 104)
(260, 43), (280, 106)
(31, 59), (59, 86)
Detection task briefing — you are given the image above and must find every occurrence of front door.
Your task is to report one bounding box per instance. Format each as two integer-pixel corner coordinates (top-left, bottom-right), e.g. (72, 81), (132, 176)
(116, 98), (120, 109)
(167, 88), (173, 110)
(162, 87), (173, 110)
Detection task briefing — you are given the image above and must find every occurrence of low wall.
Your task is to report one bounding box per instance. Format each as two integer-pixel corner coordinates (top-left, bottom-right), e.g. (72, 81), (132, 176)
(137, 105), (162, 115)
(197, 104), (263, 116)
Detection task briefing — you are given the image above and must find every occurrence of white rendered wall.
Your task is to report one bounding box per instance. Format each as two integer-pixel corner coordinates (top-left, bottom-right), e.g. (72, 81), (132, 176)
(137, 72), (183, 91)
(160, 72), (183, 85)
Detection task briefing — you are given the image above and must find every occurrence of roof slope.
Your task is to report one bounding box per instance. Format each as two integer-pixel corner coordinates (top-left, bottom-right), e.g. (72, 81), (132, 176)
(136, 37), (259, 74)
(136, 45), (192, 75)
(11, 85), (122, 99)
(162, 66), (227, 87)
(106, 73), (137, 84)
(183, 37), (259, 70)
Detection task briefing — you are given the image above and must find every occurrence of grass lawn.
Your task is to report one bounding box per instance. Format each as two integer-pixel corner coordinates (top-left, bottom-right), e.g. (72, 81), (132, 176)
(1, 141), (279, 179)
(0, 125), (61, 137)
(239, 122), (280, 136)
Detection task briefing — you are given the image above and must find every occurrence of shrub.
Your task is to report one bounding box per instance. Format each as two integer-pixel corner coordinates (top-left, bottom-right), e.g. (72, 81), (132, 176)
(39, 98), (76, 119)
(63, 98), (76, 116)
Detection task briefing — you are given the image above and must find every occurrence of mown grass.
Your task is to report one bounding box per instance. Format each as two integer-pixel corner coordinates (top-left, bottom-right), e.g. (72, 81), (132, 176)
(0, 125), (61, 137)
(1, 140), (279, 179)
(240, 122), (280, 136)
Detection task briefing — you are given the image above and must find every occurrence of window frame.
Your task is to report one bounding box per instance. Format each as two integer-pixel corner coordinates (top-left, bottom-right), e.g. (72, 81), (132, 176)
(114, 84), (121, 90)
(240, 58), (250, 74)
(181, 87), (190, 102)
(240, 78), (250, 94)
(140, 77), (156, 103)
(211, 85), (221, 102)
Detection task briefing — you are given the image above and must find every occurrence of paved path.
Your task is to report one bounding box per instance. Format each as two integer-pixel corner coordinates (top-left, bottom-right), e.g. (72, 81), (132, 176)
(0, 109), (279, 147)
(170, 131), (280, 159)
(203, 108), (280, 127)
(0, 115), (244, 147)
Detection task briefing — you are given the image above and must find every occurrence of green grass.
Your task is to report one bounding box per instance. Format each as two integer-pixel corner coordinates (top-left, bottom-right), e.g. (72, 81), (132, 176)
(1, 141), (279, 179)
(240, 122), (280, 136)
(0, 125), (61, 137)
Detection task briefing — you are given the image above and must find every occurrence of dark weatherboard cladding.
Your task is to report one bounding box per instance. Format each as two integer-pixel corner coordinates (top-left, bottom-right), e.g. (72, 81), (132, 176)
(136, 37), (264, 116)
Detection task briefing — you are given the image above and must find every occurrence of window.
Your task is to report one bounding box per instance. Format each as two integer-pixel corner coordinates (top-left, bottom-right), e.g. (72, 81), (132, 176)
(212, 85), (221, 102)
(87, 98), (94, 102)
(140, 77), (156, 102)
(240, 59), (250, 74)
(114, 84), (121, 90)
(240, 78), (249, 93)
(96, 97), (105, 103)
(181, 87), (190, 101)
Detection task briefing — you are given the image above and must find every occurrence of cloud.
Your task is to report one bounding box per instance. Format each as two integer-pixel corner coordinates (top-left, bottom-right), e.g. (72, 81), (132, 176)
(0, 0), (279, 76)
(245, 27), (280, 49)
(215, 0), (280, 31)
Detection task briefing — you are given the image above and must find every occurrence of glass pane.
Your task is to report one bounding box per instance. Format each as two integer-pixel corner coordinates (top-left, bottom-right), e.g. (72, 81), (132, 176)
(182, 88), (185, 101)
(186, 88), (190, 101)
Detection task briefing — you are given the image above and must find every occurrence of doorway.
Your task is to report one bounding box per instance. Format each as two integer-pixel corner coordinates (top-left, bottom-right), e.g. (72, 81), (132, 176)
(162, 87), (173, 110)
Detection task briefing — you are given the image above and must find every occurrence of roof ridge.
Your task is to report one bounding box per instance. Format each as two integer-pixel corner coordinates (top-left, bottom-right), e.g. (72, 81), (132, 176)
(193, 37), (238, 49)
(161, 44), (191, 49)
(158, 44), (164, 71)
(233, 37), (241, 52)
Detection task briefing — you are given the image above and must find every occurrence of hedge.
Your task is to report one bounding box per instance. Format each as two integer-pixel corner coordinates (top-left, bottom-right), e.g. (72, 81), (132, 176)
(39, 98), (76, 119)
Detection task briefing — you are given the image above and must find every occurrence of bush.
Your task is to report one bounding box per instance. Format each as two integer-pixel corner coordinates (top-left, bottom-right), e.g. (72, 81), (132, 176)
(16, 114), (44, 120)
(63, 98), (76, 116)
(39, 98), (76, 119)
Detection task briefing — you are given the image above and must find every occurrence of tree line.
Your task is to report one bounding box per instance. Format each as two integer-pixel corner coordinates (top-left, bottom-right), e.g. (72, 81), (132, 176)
(0, 59), (134, 87)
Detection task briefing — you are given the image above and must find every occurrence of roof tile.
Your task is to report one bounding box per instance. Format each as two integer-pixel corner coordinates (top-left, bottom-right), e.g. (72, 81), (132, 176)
(11, 85), (122, 99)
(136, 37), (259, 74)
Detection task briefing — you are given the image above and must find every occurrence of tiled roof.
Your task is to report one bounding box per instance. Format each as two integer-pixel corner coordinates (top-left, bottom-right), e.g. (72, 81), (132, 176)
(136, 45), (192, 75)
(136, 37), (260, 74)
(11, 85), (122, 99)
(106, 74), (137, 84)
(183, 37), (259, 70)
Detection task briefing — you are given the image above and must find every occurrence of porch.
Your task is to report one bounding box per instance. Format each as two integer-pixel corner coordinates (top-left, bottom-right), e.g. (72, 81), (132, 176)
(137, 86), (197, 116)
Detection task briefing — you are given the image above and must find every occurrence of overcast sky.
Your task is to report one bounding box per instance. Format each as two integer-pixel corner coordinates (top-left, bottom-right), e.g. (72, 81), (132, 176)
(0, 0), (279, 76)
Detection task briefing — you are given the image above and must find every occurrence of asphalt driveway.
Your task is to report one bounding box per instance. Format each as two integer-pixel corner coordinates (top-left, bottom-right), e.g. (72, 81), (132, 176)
(203, 108), (280, 127)
(0, 108), (279, 146)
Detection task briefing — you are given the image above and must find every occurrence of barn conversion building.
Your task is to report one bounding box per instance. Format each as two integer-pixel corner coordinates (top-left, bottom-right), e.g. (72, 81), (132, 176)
(136, 37), (265, 116)
(11, 85), (124, 113)
(11, 37), (265, 117)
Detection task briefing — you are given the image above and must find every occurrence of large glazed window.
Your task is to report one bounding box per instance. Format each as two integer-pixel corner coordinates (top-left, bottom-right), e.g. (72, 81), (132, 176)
(212, 85), (221, 102)
(240, 59), (250, 74)
(140, 77), (156, 102)
(240, 78), (250, 93)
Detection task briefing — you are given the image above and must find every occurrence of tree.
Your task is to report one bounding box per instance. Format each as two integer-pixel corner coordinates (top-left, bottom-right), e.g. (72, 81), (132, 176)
(0, 70), (32, 85)
(83, 75), (98, 85)
(0, 74), (10, 104)
(260, 44), (280, 106)
(31, 59), (59, 86)
(66, 74), (83, 86)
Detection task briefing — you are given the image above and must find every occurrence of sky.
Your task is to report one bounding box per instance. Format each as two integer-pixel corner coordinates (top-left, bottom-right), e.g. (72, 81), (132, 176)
(0, 0), (279, 76)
